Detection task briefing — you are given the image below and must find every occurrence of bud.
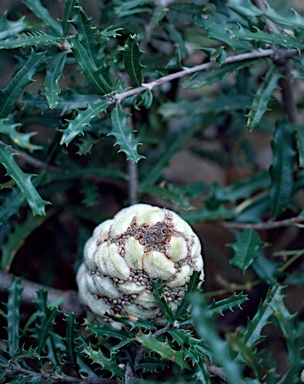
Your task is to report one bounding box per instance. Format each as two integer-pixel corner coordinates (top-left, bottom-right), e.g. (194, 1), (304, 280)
(76, 204), (204, 326)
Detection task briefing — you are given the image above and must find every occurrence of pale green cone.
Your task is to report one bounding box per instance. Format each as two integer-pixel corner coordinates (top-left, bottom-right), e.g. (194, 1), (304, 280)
(76, 204), (204, 326)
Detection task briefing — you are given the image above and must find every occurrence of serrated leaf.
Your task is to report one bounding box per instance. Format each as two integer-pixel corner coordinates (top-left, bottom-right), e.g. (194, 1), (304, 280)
(72, 6), (102, 67)
(5, 277), (22, 357)
(247, 64), (282, 131)
(0, 118), (42, 152)
(228, 229), (265, 273)
(87, 322), (133, 341)
(60, 100), (109, 145)
(121, 34), (144, 86)
(24, 0), (63, 36)
(69, 35), (112, 94)
(182, 205), (237, 223)
(182, 60), (259, 90)
(136, 360), (169, 373)
(0, 31), (62, 50)
(164, 23), (187, 67)
(174, 271), (201, 320)
(0, 51), (46, 118)
(109, 103), (144, 162)
(231, 25), (304, 52)
(61, 0), (77, 36)
(270, 119), (296, 218)
(135, 331), (191, 370)
(191, 293), (243, 384)
(191, 12), (253, 51)
(0, 144), (48, 216)
(43, 52), (67, 109)
(8, 347), (41, 364)
(35, 290), (61, 356)
(83, 346), (124, 379)
(243, 285), (284, 347)
(0, 13), (28, 40)
(251, 252), (278, 285)
(1, 212), (47, 271)
(208, 293), (248, 317)
(64, 313), (77, 366)
(114, 0), (153, 17)
(152, 279), (175, 324)
(193, 361), (211, 384)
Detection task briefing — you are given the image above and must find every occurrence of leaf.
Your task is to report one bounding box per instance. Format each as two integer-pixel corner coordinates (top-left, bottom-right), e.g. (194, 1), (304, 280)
(0, 144), (48, 216)
(251, 252), (278, 285)
(182, 60), (259, 90)
(72, 6), (102, 67)
(151, 279), (175, 324)
(0, 31), (62, 50)
(231, 25), (304, 52)
(191, 293), (243, 384)
(174, 271), (201, 320)
(182, 205), (237, 223)
(24, 0), (63, 36)
(1, 212), (47, 271)
(121, 34), (144, 86)
(114, 0), (153, 17)
(228, 229), (265, 273)
(35, 289), (61, 356)
(5, 277), (22, 357)
(208, 293), (248, 317)
(164, 23), (187, 67)
(61, 0), (77, 36)
(69, 35), (112, 94)
(87, 322), (133, 341)
(43, 52), (67, 109)
(109, 103), (144, 162)
(64, 313), (77, 366)
(0, 188), (23, 225)
(106, 314), (157, 331)
(270, 119), (296, 218)
(0, 51), (46, 118)
(193, 360), (211, 384)
(8, 346), (41, 364)
(0, 13), (28, 40)
(60, 100), (110, 145)
(191, 12), (253, 51)
(83, 346), (124, 379)
(247, 64), (282, 131)
(0, 118), (42, 152)
(135, 331), (191, 370)
(243, 285), (284, 347)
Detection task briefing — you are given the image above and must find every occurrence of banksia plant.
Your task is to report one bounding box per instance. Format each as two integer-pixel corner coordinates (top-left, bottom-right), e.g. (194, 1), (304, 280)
(77, 204), (204, 325)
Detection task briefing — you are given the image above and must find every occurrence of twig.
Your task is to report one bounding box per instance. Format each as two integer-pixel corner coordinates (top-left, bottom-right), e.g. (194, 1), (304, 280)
(125, 109), (139, 205)
(206, 361), (227, 382)
(0, 270), (83, 315)
(222, 215), (304, 230)
(114, 49), (283, 103)
(0, 140), (60, 172)
(252, 0), (280, 33)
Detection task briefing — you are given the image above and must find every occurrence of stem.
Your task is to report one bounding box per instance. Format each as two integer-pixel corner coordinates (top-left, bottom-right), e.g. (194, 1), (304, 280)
(222, 215), (304, 230)
(114, 49), (281, 103)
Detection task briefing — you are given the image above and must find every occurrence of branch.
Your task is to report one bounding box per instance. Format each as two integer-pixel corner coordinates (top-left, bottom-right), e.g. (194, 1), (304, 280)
(0, 270), (83, 315)
(114, 49), (280, 103)
(222, 215), (304, 230)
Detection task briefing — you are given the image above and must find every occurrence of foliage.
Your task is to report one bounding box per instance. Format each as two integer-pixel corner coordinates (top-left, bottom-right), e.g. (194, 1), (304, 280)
(1, 0), (304, 382)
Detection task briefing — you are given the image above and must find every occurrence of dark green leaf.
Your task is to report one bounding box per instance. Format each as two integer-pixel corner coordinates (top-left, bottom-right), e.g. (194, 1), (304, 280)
(0, 118), (42, 152)
(121, 34), (144, 86)
(164, 23), (187, 66)
(191, 293), (243, 384)
(0, 32), (62, 50)
(182, 205), (237, 223)
(208, 293), (248, 317)
(295, 125), (304, 169)
(270, 119), (296, 218)
(0, 144), (48, 216)
(0, 51), (46, 118)
(60, 100), (109, 145)
(109, 103), (144, 162)
(231, 25), (304, 52)
(24, 0), (63, 36)
(229, 229), (265, 273)
(193, 360), (211, 384)
(87, 322), (133, 341)
(247, 64), (282, 131)
(251, 252), (278, 285)
(151, 279), (175, 324)
(83, 346), (124, 379)
(0, 13), (28, 40)
(64, 313), (77, 366)
(5, 277), (22, 357)
(8, 347), (41, 364)
(174, 271), (201, 320)
(135, 330), (191, 370)
(43, 52), (67, 109)
(0, 188), (23, 225)
(61, 0), (77, 36)
(1, 212), (47, 271)
(69, 35), (112, 94)
(114, 0), (153, 17)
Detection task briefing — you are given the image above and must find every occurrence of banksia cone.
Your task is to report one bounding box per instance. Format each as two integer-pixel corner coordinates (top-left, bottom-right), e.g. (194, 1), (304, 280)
(76, 204), (204, 326)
